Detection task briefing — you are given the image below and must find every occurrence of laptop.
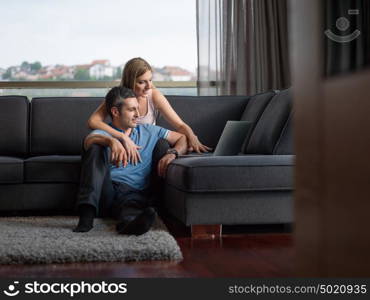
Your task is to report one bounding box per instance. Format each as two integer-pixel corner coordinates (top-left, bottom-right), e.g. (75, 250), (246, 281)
(213, 121), (252, 156)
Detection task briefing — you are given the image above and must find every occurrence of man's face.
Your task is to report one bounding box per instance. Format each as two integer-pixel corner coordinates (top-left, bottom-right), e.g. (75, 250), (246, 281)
(112, 97), (140, 129)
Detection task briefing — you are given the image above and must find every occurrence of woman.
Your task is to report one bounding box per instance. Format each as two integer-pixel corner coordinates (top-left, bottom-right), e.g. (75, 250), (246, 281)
(88, 57), (211, 165)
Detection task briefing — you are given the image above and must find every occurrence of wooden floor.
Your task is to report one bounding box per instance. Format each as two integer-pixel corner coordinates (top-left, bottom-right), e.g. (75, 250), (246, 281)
(0, 216), (294, 278)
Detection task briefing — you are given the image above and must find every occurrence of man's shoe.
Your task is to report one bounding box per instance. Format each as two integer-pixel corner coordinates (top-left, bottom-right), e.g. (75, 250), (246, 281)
(73, 216), (94, 232)
(73, 204), (95, 232)
(116, 207), (156, 236)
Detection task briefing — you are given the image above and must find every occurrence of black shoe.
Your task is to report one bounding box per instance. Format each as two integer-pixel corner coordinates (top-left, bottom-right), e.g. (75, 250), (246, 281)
(116, 207), (156, 236)
(73, 204), (95, 232)
(73, 216), (94, 232)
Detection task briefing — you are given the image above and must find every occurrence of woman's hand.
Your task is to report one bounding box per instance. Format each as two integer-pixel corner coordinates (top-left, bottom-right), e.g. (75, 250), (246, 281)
(187, 134), (212, 153)
(118, 133), (142, 165)
(109, 138), (128, 168)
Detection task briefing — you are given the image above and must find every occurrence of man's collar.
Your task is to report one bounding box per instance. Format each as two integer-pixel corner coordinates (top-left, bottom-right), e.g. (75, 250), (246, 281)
(109, 123), (124, 133)
(109, 123), (136, 135)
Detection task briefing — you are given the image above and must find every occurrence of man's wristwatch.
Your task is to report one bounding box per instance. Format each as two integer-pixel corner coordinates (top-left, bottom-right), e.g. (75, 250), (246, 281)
(166, 148), (179, 158)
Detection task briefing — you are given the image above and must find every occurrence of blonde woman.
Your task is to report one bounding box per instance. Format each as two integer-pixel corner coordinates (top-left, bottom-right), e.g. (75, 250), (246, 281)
(88, 57), (211, 165)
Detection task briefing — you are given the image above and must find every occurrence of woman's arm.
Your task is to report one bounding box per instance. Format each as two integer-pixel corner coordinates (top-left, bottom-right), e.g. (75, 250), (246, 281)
(87, 101), (142, 164)
(88, 101), (121, 138)
(152, 89), (212, 153)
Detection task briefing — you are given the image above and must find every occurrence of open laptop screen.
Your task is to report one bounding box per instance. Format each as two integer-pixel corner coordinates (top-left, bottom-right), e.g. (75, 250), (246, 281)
(213, 121), (252, 156)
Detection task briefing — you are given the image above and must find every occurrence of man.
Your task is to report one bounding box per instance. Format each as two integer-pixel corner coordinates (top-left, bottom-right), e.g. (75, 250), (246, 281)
(73, 86), (187, 235)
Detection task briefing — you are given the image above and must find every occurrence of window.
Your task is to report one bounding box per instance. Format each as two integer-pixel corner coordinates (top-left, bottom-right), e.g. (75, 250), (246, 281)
(0, 0), (197, 96)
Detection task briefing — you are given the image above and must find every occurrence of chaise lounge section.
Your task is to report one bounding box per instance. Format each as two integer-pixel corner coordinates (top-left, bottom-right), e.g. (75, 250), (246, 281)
(158, 89), (294, 235)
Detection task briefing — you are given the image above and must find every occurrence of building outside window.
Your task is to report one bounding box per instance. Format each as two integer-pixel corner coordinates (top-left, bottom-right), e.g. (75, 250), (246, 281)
(0, 0), (197, 97)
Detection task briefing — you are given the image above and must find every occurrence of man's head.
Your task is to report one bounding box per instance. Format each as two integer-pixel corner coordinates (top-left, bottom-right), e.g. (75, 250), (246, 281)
(105, 86), (140, 129)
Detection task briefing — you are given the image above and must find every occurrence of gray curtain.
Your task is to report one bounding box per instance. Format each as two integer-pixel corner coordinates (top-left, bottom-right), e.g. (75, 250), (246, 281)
(324, 0), (370, 77)
(197, 0), (290, 96)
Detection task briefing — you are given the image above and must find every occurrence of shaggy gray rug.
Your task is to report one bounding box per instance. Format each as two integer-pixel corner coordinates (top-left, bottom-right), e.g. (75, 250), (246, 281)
(0, 216), (183, 264)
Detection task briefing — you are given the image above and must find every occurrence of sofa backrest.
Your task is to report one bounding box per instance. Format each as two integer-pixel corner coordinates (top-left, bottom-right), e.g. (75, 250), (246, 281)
(30, 97), (105, 155)
(1, 92), (292, 157)
(156, 95), (249, 148)
(242, 88), (293, 154)
(0, 96), (29, 156)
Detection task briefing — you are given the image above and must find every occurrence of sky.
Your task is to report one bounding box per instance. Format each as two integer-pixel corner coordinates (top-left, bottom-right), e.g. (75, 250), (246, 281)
(0, 0), (197, 72)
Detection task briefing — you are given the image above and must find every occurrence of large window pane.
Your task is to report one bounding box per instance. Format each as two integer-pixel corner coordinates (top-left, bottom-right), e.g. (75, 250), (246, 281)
(0, 0), (197, 83)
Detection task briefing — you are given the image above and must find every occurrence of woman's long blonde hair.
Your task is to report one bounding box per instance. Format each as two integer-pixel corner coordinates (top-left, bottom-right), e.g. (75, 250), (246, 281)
(120, 57), (152, 90)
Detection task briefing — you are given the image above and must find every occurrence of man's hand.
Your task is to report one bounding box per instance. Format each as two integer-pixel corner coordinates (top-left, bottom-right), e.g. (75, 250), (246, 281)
(109, 138), (128, 167)
(157, 153), (176, 178)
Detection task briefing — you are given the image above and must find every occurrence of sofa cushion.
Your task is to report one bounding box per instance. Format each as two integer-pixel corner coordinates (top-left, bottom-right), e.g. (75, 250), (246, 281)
(273, 112), (294, 154)
(240, 91), (276, 153)
(245, 88), (292, 154)
(157, 96), (249, 149)
(0, 156), (24, 184)
(30, 97), (105, 155)
(24, 156), (81, 183)
(0, 96), (29, 156)
(165, 155), (294, 192)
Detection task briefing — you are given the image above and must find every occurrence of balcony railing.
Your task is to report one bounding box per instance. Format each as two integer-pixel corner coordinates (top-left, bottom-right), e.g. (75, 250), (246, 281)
(0, 81), (198, 98)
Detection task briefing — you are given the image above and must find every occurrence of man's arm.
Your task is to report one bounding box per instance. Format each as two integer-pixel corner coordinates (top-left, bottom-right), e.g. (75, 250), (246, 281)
(84, 134), (128, 167)
(166, 131), (188, 154)
(157, 131), (187, 177)
(84, 133), (111, 150)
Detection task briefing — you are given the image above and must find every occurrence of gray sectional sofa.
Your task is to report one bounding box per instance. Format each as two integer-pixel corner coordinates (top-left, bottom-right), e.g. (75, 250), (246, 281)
(0, 89), (294, 230)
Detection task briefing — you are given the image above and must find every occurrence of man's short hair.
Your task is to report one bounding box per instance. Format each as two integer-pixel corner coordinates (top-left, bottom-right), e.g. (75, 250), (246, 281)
(105, 86), (136, 118)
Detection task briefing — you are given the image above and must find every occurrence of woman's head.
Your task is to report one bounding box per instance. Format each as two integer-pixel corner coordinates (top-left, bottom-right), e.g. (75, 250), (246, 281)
(120, 57), (153, 97)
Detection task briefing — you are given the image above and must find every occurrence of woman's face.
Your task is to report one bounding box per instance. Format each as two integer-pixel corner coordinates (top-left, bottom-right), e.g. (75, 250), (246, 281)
(134, 70), (153, 97)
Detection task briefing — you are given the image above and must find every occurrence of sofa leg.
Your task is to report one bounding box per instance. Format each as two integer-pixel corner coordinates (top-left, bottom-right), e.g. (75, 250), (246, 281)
(191, 224), (222, 239)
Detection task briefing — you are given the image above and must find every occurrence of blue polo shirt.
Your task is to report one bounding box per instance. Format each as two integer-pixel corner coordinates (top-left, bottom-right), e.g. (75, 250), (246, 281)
(90, 124), (169, 190)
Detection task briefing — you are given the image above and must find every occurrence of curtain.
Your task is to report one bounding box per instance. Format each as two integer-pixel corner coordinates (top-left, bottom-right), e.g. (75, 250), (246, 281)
(324, 0), (370, 77)
(197, 0), (290, 96)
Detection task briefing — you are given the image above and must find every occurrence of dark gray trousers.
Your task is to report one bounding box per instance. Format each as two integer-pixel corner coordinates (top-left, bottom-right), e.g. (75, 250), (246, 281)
(75, 144), (151, 220)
